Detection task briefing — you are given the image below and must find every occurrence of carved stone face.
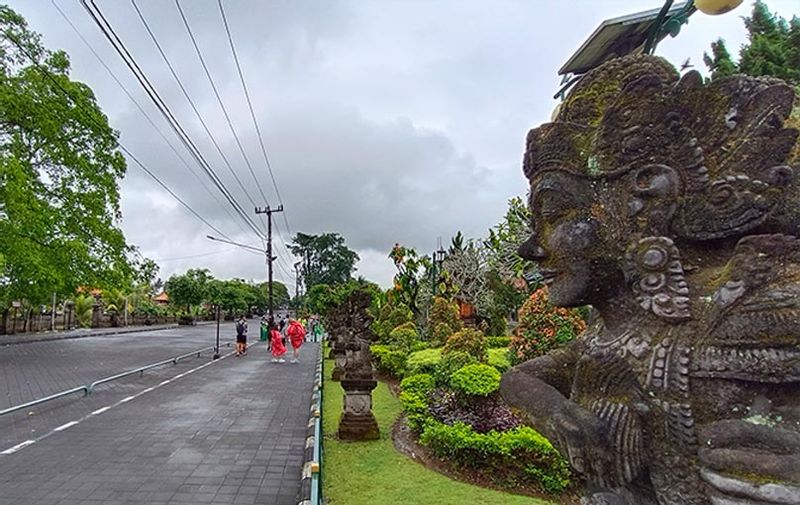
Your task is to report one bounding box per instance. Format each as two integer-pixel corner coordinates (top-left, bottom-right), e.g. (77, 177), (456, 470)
(519, 171), (621, 307)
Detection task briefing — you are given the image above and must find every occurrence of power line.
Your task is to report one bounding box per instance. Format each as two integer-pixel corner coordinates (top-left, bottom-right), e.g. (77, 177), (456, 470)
(50, 0), (252, 240)
(217, 0), (293, 236)
(175, 0), (270, 206)
(80, 0), (265, 241)
(0, 27), (233, 243)
(128, 0), (263, 219)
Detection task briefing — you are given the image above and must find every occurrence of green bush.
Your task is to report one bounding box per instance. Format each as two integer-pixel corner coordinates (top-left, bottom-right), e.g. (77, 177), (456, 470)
(449, 364), (501, 397)
(420, 420), (571, 494)
(387, 322), (419, 351)
(400, 373), (436, 396)
(486, 336), (511, 348)
(433, 350), (478, 387)
(373, 301), (413, 340)
(371, 344), (407, 378)
(406, 348), (442, 376)
(487, 348), (511, 374)
(411, 341), (429, 352)
(443, 328), (487, 361)
(427, 297), (462, 346)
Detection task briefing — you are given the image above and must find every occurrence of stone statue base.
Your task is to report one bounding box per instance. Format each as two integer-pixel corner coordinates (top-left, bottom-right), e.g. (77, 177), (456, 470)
(338, 379), (379, 441)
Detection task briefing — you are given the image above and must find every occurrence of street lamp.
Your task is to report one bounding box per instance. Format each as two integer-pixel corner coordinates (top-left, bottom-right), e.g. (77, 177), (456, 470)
(213, 304), (220, 360)
(555, 0), (743, 98)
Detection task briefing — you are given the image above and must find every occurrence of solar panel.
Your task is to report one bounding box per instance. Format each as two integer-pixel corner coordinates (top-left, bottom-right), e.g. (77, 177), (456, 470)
(559, 1), (692, 76)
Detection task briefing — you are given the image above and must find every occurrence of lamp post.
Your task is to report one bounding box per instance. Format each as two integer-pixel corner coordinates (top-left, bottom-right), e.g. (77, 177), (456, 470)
(213, 304), (221, 360)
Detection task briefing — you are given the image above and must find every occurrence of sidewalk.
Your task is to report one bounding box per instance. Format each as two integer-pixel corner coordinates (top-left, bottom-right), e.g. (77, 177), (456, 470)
(0, 342), (320, 505)
(0, 323), (181, 346)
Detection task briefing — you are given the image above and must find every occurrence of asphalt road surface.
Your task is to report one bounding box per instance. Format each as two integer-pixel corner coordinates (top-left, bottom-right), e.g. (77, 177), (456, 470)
(0, 324), (317, 505)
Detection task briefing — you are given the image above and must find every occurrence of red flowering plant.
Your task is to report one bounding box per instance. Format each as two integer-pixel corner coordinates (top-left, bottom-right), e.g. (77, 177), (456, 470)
(509, 287), (587, 365)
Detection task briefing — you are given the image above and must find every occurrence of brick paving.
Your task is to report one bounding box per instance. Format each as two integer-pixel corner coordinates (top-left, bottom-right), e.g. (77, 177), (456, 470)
(0, 325), (317, 505)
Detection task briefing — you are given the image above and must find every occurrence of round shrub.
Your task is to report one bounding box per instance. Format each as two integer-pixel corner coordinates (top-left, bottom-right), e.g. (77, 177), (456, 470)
(406, 348), (442, 376)
(371, 344), (407, 378)
(487, 348), (511, 374)
(486, 336), (511, 348)
(400, 373), (435, 396)
(510, 286), (586, 365)
(432, 350), (477, 387)
(449, 364), (501, 397)
(443, 327), (487, 361)
(387, 322), (419, 351)
(427, 297), (462, 346)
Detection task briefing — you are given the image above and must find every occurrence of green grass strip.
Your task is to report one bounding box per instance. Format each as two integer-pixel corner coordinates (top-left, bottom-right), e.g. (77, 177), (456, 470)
(321, 359), (553, 504)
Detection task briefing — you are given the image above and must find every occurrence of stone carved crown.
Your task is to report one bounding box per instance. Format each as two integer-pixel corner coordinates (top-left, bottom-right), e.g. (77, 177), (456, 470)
(524, 54), (799, 241)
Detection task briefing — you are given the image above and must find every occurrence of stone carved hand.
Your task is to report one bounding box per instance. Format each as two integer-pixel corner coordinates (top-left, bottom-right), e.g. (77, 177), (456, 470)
(698, 419), (800, 504)
(551, 400), (609, 476)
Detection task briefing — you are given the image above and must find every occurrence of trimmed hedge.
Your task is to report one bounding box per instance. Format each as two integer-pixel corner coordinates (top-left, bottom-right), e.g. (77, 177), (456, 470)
(420, 420), (571, 494)
(407, 348), (442, 376)
(450, 364), (501, 397)
(487, 348), (511, 374)
(486, 336), (511, 348)
(443, 328), (487, 361)
(371, 344), (407, 378)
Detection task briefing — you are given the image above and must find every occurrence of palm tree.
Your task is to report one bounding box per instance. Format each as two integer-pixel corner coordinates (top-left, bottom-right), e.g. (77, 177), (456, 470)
(73, 294), (94, 328)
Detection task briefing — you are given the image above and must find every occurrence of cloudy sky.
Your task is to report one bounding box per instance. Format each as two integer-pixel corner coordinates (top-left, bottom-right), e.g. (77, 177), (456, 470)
(8, 0), (798, 290)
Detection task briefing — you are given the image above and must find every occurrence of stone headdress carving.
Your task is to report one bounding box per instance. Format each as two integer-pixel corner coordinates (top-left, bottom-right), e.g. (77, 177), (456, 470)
(523, 54), (798, 321)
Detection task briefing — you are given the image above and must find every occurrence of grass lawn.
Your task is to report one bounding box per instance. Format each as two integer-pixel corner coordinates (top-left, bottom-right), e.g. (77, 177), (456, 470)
(321, 359), (554, 505)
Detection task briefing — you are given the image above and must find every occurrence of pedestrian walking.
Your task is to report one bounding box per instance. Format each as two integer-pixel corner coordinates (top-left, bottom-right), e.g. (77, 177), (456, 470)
(286, 318), (306, 363)
(269, 322), (286, 363)
(235, 315), (248, 356)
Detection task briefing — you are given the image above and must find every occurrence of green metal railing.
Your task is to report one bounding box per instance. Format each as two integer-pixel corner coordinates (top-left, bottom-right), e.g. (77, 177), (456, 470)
(0, 342), (231, 417)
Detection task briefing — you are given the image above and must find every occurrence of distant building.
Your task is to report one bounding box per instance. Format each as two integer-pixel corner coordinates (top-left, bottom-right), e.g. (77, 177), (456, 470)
(153, 292), (169, 306)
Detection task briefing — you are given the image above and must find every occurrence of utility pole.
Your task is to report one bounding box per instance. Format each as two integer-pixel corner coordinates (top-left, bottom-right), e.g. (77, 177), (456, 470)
(294, 261), (302, 299)
(255, 205), (283, 321)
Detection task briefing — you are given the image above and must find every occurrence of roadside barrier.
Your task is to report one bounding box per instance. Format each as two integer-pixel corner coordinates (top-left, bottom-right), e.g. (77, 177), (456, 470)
(298, 344), (324, 505)
(0, 342), (231, 417)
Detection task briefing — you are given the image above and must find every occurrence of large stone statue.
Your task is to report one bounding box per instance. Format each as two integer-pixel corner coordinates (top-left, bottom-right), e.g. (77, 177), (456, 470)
(500, 54), (800, 505)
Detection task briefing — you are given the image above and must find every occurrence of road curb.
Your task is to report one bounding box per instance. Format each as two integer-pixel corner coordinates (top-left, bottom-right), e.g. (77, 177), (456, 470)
(0, 324), (180, 346)
(298, 345), (323, 505)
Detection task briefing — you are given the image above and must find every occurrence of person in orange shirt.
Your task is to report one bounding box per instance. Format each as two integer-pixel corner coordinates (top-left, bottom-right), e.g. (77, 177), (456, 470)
(269, 321), (286, 363)
(286, 318), (306, 364)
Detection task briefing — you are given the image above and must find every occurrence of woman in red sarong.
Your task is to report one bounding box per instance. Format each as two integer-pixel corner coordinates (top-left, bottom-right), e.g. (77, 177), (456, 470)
(286, 319), (306, 364)
(269, 322), (286, 363)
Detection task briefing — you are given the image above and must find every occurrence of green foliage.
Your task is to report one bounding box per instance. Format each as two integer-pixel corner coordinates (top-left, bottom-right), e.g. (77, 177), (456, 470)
(290, 232), (359, 288)
(371, 344), (408, 378)
(400, 374), (436, 431)
(407, 348), (443, 376)
(443, 328), (487, 361)
(486, 336), (511, 348)
(256, 280), (289, 310)
(485, 197), (533, 281)
(420, 421), (571, 494)
(449, 364), (501, 397)
(433, 350), (478, 387)
(307, 280), (381, 321)
(0, 6), (133, 307)
(165, 269), (212, 312)
(400, 373), (436, 396)
(73, 294), (94, 328)
(389, 244), (432, 317)
(206, 278), (259, 314)
(704, 1), (800, 86)
(510, 287), (586, 365)
(372, 297), (413, 340)
(487, 348), (511, 374)
(427, 297), (462, 346)
(386, 322), (418, 351)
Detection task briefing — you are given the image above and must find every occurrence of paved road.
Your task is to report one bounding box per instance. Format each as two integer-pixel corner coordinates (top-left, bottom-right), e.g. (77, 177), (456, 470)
(0, 325), (317, 505)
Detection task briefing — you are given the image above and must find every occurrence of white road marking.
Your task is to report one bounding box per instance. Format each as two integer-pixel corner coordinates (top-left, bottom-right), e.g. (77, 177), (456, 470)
(0, 440), (35, 454)
(53, 421), (79, 431)
(0, 351), (234, 456)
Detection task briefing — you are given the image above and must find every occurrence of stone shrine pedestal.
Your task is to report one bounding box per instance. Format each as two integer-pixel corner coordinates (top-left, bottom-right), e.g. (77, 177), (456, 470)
(338, 379), (379, 440)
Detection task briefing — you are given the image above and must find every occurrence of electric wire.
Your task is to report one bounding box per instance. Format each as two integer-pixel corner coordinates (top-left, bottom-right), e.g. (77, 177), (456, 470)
(50, 0), (252, 240)
(80, 0), (265, 241)
(216, 0), (296, 261)
(0, 28), (234, 243)
(175, 0), (269, 207)
(128, 0), (263, 220)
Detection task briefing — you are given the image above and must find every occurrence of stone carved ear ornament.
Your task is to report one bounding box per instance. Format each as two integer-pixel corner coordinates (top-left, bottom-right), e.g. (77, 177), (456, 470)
(624, 237), (690, 322)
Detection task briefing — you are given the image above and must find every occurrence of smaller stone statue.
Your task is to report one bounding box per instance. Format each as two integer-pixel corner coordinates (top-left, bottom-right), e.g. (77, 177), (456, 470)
(337, 290), (380, 441)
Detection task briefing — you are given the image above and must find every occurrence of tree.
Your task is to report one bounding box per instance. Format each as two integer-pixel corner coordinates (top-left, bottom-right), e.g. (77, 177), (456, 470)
(255, 280), (290, 311)
(207, 278), (257, 315)
(0, 6), (132, 310)
(289, 232), (359, 288)
(389, 244), (431, 318)
(703, 1), (800, 86)
(165, 269), (213, 313)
